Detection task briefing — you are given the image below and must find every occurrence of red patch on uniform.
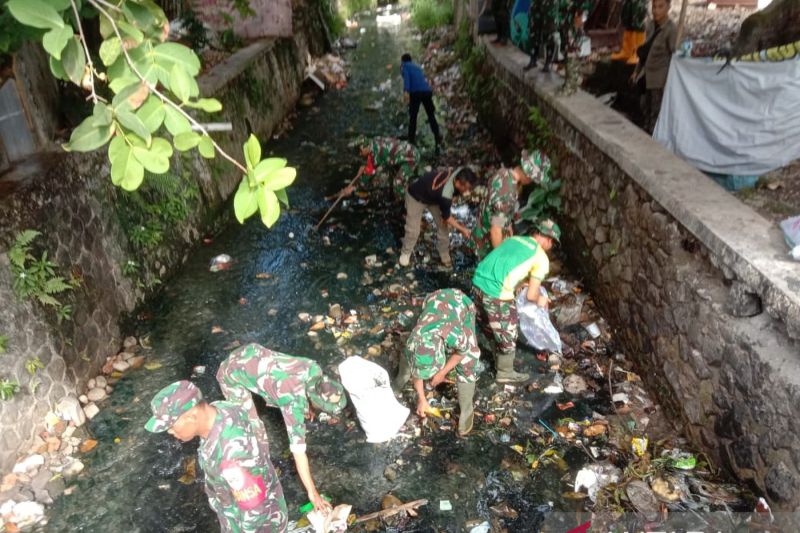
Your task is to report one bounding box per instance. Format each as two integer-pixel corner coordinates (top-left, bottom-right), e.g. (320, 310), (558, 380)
(365, 153), (376, 176)
(220, 461), (266, 510)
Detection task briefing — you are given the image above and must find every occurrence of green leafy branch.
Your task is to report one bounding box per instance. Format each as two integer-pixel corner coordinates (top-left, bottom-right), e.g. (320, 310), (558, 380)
(7, 0), (294, 228)
(519, 178), (562, 224)
(8, 230), (75, 318)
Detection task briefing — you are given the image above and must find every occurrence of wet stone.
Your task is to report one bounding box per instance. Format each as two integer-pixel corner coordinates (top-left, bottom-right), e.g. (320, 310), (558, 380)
(765, 462), (800, 503)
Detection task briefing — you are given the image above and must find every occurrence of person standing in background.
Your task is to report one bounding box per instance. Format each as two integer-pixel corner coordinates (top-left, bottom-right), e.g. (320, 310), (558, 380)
(400, 54), (443, 152)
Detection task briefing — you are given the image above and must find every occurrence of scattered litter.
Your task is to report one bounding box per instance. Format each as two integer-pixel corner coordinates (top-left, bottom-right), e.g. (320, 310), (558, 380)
(574, 462), (622, 501)
(625, 480), (659, 521)
(631, 436), (649, 456)
(468, 522), (490, 533)
(439, 500), (452, 511)
(517, 289), (562, 353)
(209, 254), (233, 272)
(307, 503), (352, 533)
(584, 322), (601, 339)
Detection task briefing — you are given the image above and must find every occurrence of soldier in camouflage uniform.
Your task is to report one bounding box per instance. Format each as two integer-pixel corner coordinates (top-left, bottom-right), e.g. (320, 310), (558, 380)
(393, 289), (481, 436)
(559, 0), (595, 93)
(338, 136), (421, 200)
(470, 151), (550, 261)
(472, 220), (561, 384)
(216, 343), (346, 514)
(145, 380), (288, 532)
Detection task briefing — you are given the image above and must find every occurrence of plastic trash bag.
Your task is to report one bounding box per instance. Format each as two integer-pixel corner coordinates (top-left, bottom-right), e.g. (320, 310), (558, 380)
(517, 289), (562, 353)
(338, 356), (409, 443)
(780, 215), (800, 248)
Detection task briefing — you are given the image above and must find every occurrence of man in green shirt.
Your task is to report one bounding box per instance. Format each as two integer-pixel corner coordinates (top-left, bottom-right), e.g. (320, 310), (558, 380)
(471, 219), (561, 383)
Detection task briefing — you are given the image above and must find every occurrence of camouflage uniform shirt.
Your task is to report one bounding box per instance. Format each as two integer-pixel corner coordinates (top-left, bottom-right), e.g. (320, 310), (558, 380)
(217, 343), (322, 454)
(470, 168), (518, 261)
(361, 137), (421, 196)
(405, 289), (481, 384)
(199, 401), (288, 533)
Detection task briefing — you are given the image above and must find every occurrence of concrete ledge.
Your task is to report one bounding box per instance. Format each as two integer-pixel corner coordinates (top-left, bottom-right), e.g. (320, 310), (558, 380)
(482, 36), (800, 341)
(199, 40), (276, 95)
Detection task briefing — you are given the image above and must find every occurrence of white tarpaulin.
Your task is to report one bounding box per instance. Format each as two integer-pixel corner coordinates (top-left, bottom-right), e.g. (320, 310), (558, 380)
(653, 57), (800, 175)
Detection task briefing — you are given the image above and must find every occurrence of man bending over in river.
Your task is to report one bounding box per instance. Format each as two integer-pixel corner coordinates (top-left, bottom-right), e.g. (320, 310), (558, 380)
(394, 288), (482, 436)
(334, 135), (421, 201)
(216, 343), (346, 513)
(145, 380), (288, 532)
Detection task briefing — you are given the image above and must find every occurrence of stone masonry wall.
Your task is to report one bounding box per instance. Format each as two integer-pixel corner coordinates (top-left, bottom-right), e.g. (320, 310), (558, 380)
(457, 12), (800, 510)
(0, 3), (328, 472)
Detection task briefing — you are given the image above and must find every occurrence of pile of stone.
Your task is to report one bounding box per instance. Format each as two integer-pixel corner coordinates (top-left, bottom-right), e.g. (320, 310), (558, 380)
(0, 336), (149, 531)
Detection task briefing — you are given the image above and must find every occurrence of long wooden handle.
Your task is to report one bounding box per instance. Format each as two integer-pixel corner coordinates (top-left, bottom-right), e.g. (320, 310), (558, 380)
(353, 499), (429, 524)
(315, 173), (362, 230)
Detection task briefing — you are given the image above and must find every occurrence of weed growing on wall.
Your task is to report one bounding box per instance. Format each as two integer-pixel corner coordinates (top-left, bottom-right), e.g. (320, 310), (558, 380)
(0, 335), (7, 354)
(0, 379), (19, 401)
(8, 230), (77, 322)
(341, 0), (376, 18)
(527, 105), (552, 153)
(410, 0), (453, 30)
(321, 0), (346, 38)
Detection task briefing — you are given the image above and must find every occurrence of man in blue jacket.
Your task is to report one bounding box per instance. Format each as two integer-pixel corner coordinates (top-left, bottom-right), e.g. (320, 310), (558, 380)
(400, 53), (442, 151)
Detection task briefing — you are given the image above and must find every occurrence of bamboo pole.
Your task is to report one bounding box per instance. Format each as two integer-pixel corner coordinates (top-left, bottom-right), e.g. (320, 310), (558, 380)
(674, 0), (689, 49)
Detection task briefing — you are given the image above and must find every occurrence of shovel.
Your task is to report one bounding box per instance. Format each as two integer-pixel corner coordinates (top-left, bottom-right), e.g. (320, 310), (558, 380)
(314, 173), (362, 231)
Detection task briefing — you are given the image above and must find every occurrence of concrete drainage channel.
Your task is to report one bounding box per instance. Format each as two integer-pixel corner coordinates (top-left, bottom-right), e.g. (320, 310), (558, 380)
(1, 4), (797, 533)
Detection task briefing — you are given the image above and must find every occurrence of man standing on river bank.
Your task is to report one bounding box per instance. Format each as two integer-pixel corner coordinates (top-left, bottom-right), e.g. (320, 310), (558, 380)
(145, 380), (288, 532)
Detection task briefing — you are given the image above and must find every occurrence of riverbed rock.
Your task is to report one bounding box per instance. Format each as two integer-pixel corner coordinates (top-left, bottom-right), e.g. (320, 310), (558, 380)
(62, 459), (84, 478)
(129, 355), (146, 369)
(83, 403), (100, 420)
(1, 473), (17, 493)
(79, 394), (88, 404)
(11, 500), (45, 528)
(563, 374), (589, 395)
(95, 375), (107, 388)
(336, 272), (348, 280)
(55, 395), (86, 427)
(113, 360), (131, 372)
(87, 388), (106, 402)
(328, 304), (343, 320)
(13, 455), (44, 475)
(383, 466), (397, 481)
(123, 336), (137, 349)
(87, 378), (96, 389)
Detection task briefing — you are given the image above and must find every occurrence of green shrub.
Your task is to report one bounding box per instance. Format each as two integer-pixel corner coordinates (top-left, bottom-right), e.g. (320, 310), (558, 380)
(342, 0), (375, 18)
(321, 0), (347, 38)
(411, 0), (453, 30)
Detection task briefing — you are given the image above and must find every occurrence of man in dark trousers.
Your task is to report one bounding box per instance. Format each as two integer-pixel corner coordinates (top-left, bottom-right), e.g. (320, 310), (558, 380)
(492, 0), (511, 46)
(399, 167), (477, 269)
(400, 53), (442, 151)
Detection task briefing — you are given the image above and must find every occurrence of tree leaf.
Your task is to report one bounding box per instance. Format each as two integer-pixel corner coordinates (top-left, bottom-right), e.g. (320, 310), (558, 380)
(243, 134), (261, 170)
(42, 26), (72, 60)
(257, 186), (280, 228)
(116, 109), (151, 145)
(132, 145), (169, 174)
(186, 98), (222, 113)
(61, 36), (86, 85)
(92, 102), (113, 127)
(168, 64), (192, 103)
(163, 105), (191, 135)
(112, 82), (149, 110)
(173, 131), (201, 151)
(136, 96), (165, 132)
(7, 0), (65, 30)
(261, 166), (296, 190)
(63, 116), (113, 152)
(117, 19), (144, 44)
(198, 135), (215, 159)
(233, 179), (258, 223)
(99, 37), (121, 66)
(109, 136), (144, 190)
(49, 55), (68, 80)
(275, 188), (289, 208)
(152, 42), (201, 76)
(149, 137), (173, 160)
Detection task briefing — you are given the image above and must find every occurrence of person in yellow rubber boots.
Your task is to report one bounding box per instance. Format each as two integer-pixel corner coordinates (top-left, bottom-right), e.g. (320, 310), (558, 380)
(471, 220), (560, 383)
(611, 0), (647, 64)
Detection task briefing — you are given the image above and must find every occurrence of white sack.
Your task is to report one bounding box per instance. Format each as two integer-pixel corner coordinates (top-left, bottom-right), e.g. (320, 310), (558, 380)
(654, 57), (800, 176)
(338, 356), (409, 443)
(517, 289), (562, 353)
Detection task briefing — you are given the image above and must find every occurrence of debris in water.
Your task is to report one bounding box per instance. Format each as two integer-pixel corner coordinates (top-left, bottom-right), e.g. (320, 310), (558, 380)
(209, 254), (233, 272)
(438, 500), (452, 511)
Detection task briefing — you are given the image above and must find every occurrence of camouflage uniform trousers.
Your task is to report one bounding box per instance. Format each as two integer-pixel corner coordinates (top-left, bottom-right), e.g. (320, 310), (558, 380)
(405, 289), (481, 384)
(199, 401), (288, 533)
(472, 286), (518, 360)
(469, 168), (517, 261)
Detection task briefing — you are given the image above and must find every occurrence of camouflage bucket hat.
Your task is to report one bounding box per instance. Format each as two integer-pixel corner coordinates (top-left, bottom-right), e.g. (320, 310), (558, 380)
(145, 380), (203, 433)
(536, 219), (562, 243)
(520, 150), (551, 184)
(349, 135), (370, 150)
(307, 374), (346, 415)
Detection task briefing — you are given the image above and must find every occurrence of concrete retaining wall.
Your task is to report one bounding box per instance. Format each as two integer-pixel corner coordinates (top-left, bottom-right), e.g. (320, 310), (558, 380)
(457, 13), (800, 510)
(0, 5), (327, 472)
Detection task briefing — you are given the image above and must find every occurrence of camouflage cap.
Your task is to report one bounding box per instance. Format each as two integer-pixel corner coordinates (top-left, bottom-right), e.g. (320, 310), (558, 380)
(144, 380), (203, 433)
(520, 150), (551, 184)
(307, 374), (346, 415)
(536, 219), (561, 243)
(349, 135), (370, 150)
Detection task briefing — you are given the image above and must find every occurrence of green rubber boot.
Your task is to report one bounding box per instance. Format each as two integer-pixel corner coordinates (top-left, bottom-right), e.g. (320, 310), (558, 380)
(457, 381), (476, 436)
(495, 353), (529, 383)
(392, 354), (412, 394)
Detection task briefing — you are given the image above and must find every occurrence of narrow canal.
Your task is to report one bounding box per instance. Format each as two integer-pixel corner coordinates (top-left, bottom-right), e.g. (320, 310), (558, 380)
(45, 6), (752, 533)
